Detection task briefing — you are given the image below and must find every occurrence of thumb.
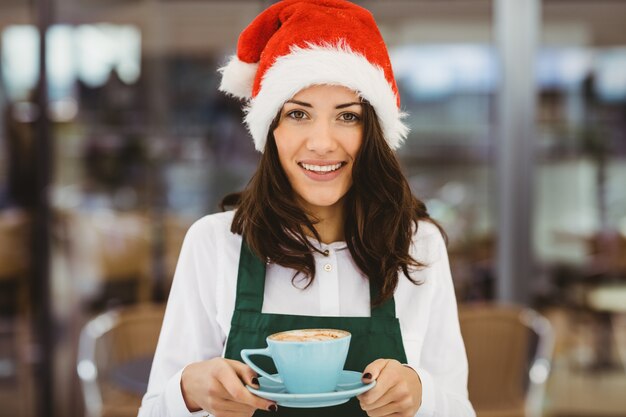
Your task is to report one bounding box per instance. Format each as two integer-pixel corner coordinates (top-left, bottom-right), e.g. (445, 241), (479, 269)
(361, 358), (390, 382)
(226, 359), (260, 388)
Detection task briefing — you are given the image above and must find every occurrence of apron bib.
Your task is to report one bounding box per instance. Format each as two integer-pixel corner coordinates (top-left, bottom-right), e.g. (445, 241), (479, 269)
(224, 241), (408, 416)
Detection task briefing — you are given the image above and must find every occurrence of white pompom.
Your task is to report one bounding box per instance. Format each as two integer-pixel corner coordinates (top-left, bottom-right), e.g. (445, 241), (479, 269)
(218, 55), (258, 99)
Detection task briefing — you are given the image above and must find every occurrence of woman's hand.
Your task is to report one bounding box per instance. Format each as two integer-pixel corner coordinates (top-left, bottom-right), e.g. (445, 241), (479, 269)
(181, 357), (277, 416)
(357, 359), (422, 417)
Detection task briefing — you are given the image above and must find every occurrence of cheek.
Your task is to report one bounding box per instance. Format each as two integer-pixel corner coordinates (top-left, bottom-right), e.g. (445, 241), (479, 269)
(273, 129), (289, 160)
(345, 131), (363, 158)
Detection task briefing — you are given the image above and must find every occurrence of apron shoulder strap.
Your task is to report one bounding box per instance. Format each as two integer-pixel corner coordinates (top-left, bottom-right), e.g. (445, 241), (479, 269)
(235, 239), (266, 312)
(369, 278), (398, 319)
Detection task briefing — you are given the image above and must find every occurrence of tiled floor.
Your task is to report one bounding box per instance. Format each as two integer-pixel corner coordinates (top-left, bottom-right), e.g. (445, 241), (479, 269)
(546, 365), (626, 417)
(543, 308), (626, 417)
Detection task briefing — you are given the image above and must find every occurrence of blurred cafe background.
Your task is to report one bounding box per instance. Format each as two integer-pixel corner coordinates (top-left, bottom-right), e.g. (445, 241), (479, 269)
(0, 0), (625, 416)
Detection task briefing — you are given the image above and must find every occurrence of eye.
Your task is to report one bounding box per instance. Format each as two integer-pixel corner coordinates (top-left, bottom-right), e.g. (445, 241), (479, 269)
(286, 110), (307, 120)
(339, 112), (361, 122)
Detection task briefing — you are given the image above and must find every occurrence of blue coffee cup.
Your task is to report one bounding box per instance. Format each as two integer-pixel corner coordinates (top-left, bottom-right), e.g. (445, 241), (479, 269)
(241, 328), (351, 394)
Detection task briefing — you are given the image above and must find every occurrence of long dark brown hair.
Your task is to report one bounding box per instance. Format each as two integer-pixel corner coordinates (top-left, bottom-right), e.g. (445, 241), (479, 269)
(220, 101), (446, 307)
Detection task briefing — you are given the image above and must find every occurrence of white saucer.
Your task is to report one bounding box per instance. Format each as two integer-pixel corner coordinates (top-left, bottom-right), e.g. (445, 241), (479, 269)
(246, 370), (376, 408)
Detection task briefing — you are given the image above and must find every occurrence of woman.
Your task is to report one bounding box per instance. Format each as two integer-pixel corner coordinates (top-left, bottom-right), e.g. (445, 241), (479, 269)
(139, 1), (475, 417)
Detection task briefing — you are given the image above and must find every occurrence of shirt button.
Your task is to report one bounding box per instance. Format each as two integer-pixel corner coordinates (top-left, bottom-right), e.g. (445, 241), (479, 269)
(323, 263), (332, 272)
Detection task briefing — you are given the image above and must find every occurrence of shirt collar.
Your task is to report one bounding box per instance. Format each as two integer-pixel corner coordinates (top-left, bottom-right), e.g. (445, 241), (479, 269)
(305, 235), (348, 251)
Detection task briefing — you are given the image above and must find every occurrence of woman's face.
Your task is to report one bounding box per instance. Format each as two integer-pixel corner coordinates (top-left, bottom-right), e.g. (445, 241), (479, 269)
(273, 84), (363, 216)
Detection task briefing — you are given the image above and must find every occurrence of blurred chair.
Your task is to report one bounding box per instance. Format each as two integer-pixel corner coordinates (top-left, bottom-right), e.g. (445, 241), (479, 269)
(459, 303), (554, 417)
(0, 209), (35, 415)
(61, 209), (153, 311)
(613, 313), (626, 372)
(93, 211), (152, 308)
(0, 317), (35, 416)
(77, 303), (165, 417)
(0, 209), (31, 316)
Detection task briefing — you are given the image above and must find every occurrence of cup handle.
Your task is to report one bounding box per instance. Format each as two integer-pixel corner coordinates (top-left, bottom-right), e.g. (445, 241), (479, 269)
(240, 347), (282, 384)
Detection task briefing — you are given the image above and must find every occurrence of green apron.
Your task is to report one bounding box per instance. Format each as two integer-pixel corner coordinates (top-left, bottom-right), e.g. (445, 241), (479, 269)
(224, 241), (408, 416)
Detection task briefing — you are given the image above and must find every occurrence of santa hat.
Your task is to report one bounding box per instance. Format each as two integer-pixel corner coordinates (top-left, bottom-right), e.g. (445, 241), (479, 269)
(218, 0), (409, 152)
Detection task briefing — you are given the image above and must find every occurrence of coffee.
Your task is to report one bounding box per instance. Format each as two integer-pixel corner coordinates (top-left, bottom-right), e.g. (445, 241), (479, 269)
(269, 329), (349, 342)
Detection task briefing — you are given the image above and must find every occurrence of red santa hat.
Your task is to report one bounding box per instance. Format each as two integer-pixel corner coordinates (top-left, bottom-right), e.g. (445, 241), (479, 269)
(218, 0), (409, 152)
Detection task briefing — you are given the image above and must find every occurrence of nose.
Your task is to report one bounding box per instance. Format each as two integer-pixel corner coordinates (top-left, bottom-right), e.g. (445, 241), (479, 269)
(305, 119), (337, 154)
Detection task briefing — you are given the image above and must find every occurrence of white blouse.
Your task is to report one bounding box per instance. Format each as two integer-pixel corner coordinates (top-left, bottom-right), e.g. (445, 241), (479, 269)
(138, 210), (475, 417)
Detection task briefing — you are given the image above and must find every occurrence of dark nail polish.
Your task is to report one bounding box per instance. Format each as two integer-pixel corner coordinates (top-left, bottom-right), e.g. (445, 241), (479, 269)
(363, 372), (372, 379)
(252, 377), (259, 385)
(269, 404), (278, 412)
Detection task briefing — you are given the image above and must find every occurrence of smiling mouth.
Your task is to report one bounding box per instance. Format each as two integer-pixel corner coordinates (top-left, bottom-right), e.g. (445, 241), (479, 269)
(298, 162), (346, 173)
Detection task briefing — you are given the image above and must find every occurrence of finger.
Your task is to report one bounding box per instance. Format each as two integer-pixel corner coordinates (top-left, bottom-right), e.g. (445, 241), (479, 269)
(206, 396), (252, 413)
(222, 396), (254, 411)
(361, 358), (391, 382)
(358, 361), (400, 405)
(218, 367), (276, 411)
(226, 359), (261, 388)
(215, 410), (256, 417)
(359, 385), (401, 411)
(360, 393), (394, 412)
(364, 401), (404, 417)
(358, 381), (394, 407)
(219, 397), (258, 413)
(368, 409), (405, 417)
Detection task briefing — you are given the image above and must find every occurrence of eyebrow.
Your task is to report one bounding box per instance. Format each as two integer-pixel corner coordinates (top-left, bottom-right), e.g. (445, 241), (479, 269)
(284, 100), (362, 109)
(336, 102), (362, 109)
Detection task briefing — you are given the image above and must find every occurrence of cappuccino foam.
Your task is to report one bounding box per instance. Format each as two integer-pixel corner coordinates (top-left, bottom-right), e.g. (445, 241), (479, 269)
(270, 329), (349, 342)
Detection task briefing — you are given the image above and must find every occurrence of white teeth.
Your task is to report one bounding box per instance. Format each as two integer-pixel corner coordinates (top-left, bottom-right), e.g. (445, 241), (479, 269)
(300, 163), (343, 173)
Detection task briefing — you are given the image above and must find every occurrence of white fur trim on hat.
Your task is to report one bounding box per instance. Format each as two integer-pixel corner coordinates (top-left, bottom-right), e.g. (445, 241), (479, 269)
(244, 42), (409, 152)
(218, 55), (259, 99)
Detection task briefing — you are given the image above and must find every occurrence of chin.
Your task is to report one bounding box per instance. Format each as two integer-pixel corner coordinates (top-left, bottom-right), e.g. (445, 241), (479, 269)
(308, 200), (341, 208)
(301, 194), (346, 210)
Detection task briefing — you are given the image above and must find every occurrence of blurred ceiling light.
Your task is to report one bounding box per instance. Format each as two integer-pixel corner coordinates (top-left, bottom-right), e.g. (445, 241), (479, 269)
(48, 25), (75, 100)
(559, 48), (592, 87)
(391, 43), (626, 102)
(1, 23), (141, 101)
(536, 47), (593, 89)
(1, 25), (39, 101)
(595, 48), (626, 102)
(390, 44), (496, 100)
(76, 24), (141, 87)
(114, 25), (142, 84)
